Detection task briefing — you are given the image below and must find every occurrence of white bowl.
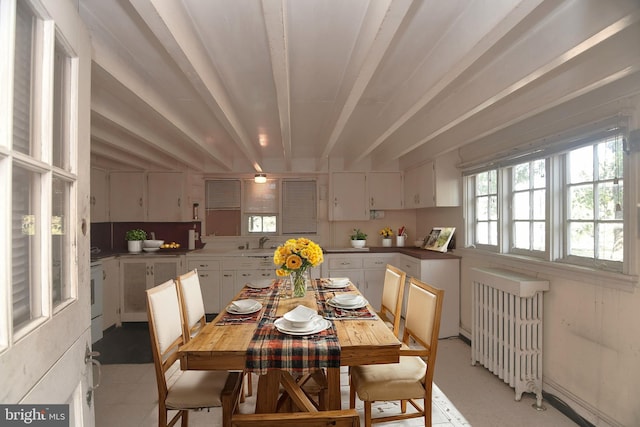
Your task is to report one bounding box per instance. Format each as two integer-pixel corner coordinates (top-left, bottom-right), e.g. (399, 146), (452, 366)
(332, 294), (363, 307)
(414, 240), (424, 247)
(143, 239), (164, 248)
(350, 239), (366, 248)
(283, 305), (317, 328)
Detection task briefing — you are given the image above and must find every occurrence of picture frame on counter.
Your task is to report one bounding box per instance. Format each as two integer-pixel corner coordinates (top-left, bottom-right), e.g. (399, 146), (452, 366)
(425, 227), (455, 252)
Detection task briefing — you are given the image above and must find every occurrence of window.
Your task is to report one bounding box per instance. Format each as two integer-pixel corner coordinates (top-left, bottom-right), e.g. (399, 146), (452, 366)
(4, 1), (78, 336)
(204, 178), (318, 236)
(565, 137), (624, 264)
(511, 159), (546, 254)
(465, 132), (627, 273)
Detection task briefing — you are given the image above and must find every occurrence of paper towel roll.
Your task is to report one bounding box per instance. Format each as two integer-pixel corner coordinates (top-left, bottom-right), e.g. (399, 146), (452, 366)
(188, 229), (196, 250)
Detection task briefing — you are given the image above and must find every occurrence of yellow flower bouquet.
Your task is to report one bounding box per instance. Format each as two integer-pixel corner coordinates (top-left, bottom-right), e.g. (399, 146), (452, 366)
(379, 227), (394, 238)
(273, 237), (324, 297)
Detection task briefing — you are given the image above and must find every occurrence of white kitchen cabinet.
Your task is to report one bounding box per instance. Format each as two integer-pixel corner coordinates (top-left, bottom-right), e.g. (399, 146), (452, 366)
(368, 172), (403, 210)
(90, 167), (109, 222)
(322, 254), (366, 295)
(362, 255), (395, 308)
(396, 253), (459, 338)
(147, 172), (185, 221)
(120, 256), (182, 321)
(403, 151), (460, 208)
(221, 270), (236, 307)
(109, 171), (146, 221)
(329, 172), (368, 221)
(102, 257), (120, 329)
(187, 258), (221, 314)
(324, 253), (393, 307)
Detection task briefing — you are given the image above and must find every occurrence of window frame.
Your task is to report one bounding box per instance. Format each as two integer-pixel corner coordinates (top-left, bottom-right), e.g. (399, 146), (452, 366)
(464, 131), (631, 276)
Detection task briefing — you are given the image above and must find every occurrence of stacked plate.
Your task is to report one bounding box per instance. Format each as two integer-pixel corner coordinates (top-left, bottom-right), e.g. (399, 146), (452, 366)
(246, 279), (273, 289)
(226, 299), (262, 314)
(322, 277), (350, 289)
(327, 293), (367, 309)
(274, 315), (331, 335)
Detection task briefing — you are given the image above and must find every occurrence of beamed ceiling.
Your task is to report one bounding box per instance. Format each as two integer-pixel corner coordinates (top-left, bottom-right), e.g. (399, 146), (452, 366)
(79, 0), (640, 174)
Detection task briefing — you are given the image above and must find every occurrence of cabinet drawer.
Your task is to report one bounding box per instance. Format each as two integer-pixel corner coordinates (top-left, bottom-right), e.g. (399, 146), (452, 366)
(397, 258), (419, 277)
(188, 260), (220, 271)
(223, 257), (272, 270)
(328, 258), (363, 269)
(363, 257), (392, 269)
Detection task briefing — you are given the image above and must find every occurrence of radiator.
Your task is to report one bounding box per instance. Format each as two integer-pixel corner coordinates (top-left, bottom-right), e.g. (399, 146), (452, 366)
(471, 267), (549, 408)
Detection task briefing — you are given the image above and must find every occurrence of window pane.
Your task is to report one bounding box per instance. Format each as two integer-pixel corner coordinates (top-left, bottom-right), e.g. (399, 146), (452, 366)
(12, 165), (41, 329)
(13, 1), (34, 156)
(597, 182), (621, 220)
(568, 184), (593, 220)
(476, 173), (489, 195)
(568, 222), (594, 258)
(513, 163), (529, 191)
(532, 159), (546, 188)
(568, 145), (593, 183)
(533, 189), (545, 220)
(532, 222), (545, 251)
(263, 216), (276, 232)
(476, 222), (488, 244)
(487, 170), (497, 193)
(598, 223), (623, 261)
(597, 137), (622, 180)
(52, 177), (70, 306)
(488, 221), (498, 245)
(52, 40), (71, 170)
(513, 192), (530, 220)
(488, 195), (498, 220)
(476, 196), (488, 220)
(513, 221), (530, 249)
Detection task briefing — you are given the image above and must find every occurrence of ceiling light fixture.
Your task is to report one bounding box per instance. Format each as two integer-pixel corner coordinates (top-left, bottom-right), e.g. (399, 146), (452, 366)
(254, 173), (267, 184)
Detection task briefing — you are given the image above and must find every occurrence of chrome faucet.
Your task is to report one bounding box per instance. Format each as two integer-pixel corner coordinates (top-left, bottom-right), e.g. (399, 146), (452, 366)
(258, 236), (270, 249)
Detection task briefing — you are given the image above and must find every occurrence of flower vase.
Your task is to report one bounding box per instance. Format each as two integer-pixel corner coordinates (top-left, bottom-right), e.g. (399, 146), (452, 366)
(382, 238), (392, 247)
(291, 269), (310, 298)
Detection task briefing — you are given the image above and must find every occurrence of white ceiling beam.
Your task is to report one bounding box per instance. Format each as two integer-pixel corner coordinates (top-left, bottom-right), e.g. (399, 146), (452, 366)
(319, 0), (413, 161)
(91, 98), (206, 171)
(82, 7), (233, 171)
(128, 0), (264, 172)
(346, 0), (545, 166)
(373, 10), (640, 165)
(262, 0), (292, 170)
(91, 140), (162, 170)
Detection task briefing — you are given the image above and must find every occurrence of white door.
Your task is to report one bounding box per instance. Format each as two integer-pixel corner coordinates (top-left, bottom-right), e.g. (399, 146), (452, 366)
(0, 0), (94, 425)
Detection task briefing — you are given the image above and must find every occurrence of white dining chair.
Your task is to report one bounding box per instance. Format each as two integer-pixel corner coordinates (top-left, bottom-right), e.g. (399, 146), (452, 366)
(147, 279), (242, 427)
(349, 277), (444, 427)
(176, 269), (253, 398)
(378, 264), (407, 337)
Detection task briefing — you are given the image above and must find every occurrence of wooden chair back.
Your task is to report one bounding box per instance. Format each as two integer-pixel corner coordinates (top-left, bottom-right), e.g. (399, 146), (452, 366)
(176, 269), (206, 341)
(378, 264), (406, 336)
(231, 409), (360, 427)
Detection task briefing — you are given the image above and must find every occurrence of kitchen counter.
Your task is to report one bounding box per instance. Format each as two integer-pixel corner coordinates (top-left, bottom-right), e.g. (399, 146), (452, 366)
(324, 246), (460, 260)
(90, 248), (193, 262)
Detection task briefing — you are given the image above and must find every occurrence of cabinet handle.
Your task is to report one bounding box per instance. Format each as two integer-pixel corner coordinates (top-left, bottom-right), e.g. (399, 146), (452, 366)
(340, 262), (349, 266)
(139, 197), (143, 207)
(177, 197), (181, 207)
(370, 197), (374, 206)
(223, 274), (233, 277)
(261, 273), (270, 277)
(200, 273), (208, 278)
(334, 197), (338, 207)
(242, 273), (250, 277)
(103, 270), (106, 280)
(150, 265), (154, 276)
(199, 264), (208, 268)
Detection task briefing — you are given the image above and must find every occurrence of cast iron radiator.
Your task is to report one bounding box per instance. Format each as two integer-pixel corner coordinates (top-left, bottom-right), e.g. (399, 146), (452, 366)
(471, 267), (550, 408)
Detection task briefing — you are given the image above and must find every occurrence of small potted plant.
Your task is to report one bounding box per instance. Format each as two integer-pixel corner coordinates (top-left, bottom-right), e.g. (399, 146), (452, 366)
(379, 227), (394, 247)
(350, 228), (367, 248)
(125, 228), (147, 253)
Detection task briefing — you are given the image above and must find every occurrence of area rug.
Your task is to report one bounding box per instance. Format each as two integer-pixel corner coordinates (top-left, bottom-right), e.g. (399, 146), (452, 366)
(92, 322), (153, 364)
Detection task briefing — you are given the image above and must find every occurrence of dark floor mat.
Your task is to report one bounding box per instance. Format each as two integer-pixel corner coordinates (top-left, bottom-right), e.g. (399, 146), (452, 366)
(93, 323), (153, 364)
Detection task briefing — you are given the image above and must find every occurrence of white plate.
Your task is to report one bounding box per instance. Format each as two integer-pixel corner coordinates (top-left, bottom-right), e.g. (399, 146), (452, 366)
(322, 277), (350, 288)
(274, 317), (331, 335)
(246, 279), (273, 289)
(142, 247), (160, 252)
(226, 300), (262, 314)
(327, 297), (368, 309)
(332, 294), (364, 306)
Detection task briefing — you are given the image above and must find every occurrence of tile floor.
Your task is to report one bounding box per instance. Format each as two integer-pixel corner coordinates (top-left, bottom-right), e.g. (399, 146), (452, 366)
(95, 338), (578, 426)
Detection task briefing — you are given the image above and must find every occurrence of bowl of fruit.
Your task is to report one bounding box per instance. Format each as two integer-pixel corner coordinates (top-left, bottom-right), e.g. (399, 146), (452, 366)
(160, 241), (181, 249)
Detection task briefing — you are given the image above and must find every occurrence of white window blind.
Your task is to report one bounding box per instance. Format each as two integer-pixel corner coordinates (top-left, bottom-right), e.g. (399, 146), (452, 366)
(206, 179), (240, 209)
(244, 180), (278, 213)
(282, 180), (317, 234)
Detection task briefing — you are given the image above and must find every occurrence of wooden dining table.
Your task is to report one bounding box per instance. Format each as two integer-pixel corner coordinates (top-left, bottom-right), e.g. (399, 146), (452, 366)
(178, 278), (401, 412)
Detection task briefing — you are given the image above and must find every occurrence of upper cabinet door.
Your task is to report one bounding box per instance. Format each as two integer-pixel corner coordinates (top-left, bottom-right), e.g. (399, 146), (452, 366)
(368, 172), (403, 210)
(147, 172), (185, 221)
(91, 167), (109, 222)
(404, 162), (434, 208)
(109, 171), (146, 221)
(329, 172), (368, 221)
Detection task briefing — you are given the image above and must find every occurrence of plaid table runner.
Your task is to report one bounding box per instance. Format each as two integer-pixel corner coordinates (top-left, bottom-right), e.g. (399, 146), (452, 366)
(315, 282), (378, 320)
(216, 284), (276, 325)
(246, 280), (341, 375)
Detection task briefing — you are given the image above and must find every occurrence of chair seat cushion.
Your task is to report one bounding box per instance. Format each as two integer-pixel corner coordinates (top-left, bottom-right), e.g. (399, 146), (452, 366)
(351, 356), (426, 402)
(166, 370), (230, 409)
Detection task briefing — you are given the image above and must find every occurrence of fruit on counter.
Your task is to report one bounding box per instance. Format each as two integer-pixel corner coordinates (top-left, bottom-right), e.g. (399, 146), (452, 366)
(160, 242), (181, 249)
